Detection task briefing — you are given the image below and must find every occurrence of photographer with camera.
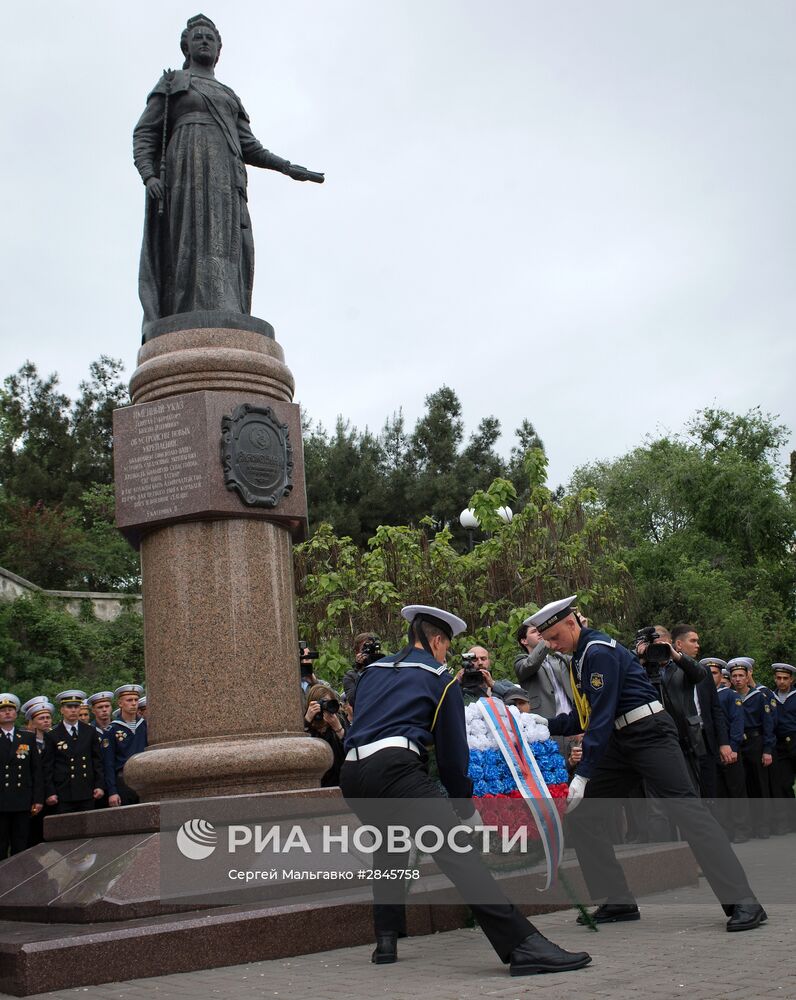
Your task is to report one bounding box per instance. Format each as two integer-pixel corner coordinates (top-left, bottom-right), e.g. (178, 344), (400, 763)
(456, 646), (495, 705)
(303, 684), (349, 787)
(342, 633), (383, 710)
(299, 640), (327, 695)
(634, 624), (707, 793)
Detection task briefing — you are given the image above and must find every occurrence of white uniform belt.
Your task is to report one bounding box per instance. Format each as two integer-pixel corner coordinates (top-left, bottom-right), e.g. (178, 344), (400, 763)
(614, 700), (664, 730)
(345, 736), (421, 761)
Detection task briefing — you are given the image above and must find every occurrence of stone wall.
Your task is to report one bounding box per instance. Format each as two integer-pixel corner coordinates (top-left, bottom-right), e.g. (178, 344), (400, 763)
(0, 566), (142, 621)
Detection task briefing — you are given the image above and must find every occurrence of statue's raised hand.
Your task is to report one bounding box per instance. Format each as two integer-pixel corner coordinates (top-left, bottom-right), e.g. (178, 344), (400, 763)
(287, 163), (324, 183)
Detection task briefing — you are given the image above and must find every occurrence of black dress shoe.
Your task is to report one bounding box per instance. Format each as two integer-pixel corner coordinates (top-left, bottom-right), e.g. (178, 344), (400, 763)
(577, 903), (640, 925)
(371, 932), (398, 963)
(726, 903), (767, 932)
(509, 932), (591, 976)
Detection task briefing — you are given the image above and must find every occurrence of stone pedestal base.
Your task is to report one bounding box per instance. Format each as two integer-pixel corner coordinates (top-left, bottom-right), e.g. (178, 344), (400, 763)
(113, 318), (327, 800)
(125, 735), (331, 800)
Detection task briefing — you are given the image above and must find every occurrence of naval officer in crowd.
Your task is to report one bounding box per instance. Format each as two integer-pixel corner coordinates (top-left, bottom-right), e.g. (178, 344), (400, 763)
(340, 604), (591, 977)
(527, 596), (767, 932)
(0, 694), (43, 857)
(42, 691), (105, 814)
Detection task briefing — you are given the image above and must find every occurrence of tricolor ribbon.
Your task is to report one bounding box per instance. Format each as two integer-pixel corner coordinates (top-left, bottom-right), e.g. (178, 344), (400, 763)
(477, 697), (564, 889)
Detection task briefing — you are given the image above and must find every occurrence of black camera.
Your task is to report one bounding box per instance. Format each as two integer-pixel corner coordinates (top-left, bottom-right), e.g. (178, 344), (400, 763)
(634, 626), (670, 665)
(359, 637), (382, 662)
(314, 697), (340, 722)
(460, 652), (484, 687)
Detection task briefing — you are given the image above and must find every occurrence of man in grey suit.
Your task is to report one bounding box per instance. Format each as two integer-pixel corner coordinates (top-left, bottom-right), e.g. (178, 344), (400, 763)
(514, 620), (575, 750)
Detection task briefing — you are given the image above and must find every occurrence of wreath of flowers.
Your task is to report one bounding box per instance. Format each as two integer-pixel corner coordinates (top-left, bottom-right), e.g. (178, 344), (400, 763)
(465, 702), (569, 839)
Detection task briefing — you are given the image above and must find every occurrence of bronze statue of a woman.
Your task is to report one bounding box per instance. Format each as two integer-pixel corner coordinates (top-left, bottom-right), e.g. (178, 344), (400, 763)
(133, 14), (323, 330)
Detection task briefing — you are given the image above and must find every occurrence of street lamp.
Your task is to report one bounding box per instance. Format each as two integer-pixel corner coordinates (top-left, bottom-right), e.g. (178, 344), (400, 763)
(459, 506), (513, 551)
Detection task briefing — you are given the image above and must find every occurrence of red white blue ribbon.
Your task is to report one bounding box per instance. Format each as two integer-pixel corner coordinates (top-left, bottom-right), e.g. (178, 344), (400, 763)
(477, 697), (564, 889)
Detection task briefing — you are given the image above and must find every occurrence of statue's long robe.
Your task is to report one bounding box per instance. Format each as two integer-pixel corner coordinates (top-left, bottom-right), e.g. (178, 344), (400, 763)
(133, 71), (287, 324)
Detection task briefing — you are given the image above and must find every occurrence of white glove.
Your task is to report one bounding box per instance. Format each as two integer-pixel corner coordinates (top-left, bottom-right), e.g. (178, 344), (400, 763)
(566, 775), (588, 813)
(459, 807), (483, 831)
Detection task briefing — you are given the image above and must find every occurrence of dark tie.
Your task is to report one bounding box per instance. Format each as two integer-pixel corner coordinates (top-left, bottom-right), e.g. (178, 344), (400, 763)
(69, 726), (76, 738)
(6, 732), (12, 742)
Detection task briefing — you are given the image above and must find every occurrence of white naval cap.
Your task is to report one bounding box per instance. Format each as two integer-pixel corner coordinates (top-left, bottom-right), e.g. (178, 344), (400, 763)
(87, 691), (114, 706)
(55, 690), (88, 706)
(21, 696), (51, 714)
(138, 696), (147, 708)
(525, 595), (579, 633)
(772, 663), (796, 675)
(727, 657), (755, 672)
(25, 701), (55, 721)
(0, 693), (20, 710)
(699, 657), (728, 669)
(114, 685), (144, 699)
(401, 605), (467, 639)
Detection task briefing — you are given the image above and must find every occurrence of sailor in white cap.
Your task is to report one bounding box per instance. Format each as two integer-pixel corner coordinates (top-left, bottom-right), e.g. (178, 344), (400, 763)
(339, 604), (590, 976)
(528, 596), (767, 932)
(770, 664), (796, 833)
(22, 700), (55, 754)
(87, 692), (115, 737)
(103, 685), (147, 807)
(0, 693), (44, 857)
(137, 695), (147, 720)
(42, 691), (105, 814)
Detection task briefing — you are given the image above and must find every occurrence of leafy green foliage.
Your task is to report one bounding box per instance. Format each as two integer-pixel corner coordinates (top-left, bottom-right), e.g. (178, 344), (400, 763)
(0, 594), (144, 705)
(571, 407), (795, 679)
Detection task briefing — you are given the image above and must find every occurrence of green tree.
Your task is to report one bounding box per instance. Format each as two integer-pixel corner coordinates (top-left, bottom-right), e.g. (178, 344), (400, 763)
(571, 407), (796, 675)
(0, 363), (74, 505)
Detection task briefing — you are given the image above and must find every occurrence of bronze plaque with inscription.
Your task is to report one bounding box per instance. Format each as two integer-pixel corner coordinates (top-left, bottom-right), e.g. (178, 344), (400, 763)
(114, 391), (308, 546)
(220, 404), (293, 508)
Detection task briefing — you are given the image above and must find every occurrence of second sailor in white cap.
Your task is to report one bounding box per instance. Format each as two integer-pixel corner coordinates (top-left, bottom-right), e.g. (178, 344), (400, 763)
(340, 604), (590, 976)
(526, 595), (766, 932)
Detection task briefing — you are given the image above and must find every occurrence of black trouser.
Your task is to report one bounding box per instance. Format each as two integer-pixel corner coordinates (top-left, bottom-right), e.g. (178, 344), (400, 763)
(0, 811), (31, 858)
(698, 752), (718, 800)
(116, 772), (140, 807)
(566, 712), (756, 907)
(716, 758), (750, 839)
(340, 749), (533, 963)
(740, 732), (770, 835)
(771, 739), (796, 832)
(56, 799), (94, 814)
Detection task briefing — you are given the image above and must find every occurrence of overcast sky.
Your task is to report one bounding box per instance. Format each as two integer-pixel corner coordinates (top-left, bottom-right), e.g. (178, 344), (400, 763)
(2, 1), (794, 490)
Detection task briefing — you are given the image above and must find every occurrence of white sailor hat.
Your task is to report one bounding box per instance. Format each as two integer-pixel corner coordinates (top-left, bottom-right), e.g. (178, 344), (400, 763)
(55, 690), (88, 706)
(114, 684), (144, 699)
(25, 701), (55, 721)
(525, 595), (579, 633)
(87, 691), (114, 706)
(772, 663), (796, 675)
(699, 657), (728, 669)
(21, 696), (50, 715)
(0, 693), (20, 710)
(727, 657), (755, 672)
(138, 696), (147, 708)
(401, 605), (467, 639)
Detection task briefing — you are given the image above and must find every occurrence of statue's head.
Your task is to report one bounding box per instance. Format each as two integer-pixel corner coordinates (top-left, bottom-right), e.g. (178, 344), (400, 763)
(181, 14), (222, 69)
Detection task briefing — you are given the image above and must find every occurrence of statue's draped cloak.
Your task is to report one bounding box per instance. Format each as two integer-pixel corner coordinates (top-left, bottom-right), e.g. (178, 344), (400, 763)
(134, 71), (285, 323)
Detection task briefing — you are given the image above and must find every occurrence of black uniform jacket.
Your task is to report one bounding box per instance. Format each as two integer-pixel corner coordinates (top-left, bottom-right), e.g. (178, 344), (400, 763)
(0, 729), (44, 811)
(43, 722), (105, 801)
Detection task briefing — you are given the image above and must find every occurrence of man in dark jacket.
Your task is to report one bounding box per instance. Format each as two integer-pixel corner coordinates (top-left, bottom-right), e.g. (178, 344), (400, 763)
(43, 691), (105, 814)
(0, 693), (44, 857)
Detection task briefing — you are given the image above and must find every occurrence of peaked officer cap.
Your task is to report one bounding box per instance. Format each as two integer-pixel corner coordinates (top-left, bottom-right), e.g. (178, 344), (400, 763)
(55, 690), (88, 706)
(0, 693), (20, 710)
